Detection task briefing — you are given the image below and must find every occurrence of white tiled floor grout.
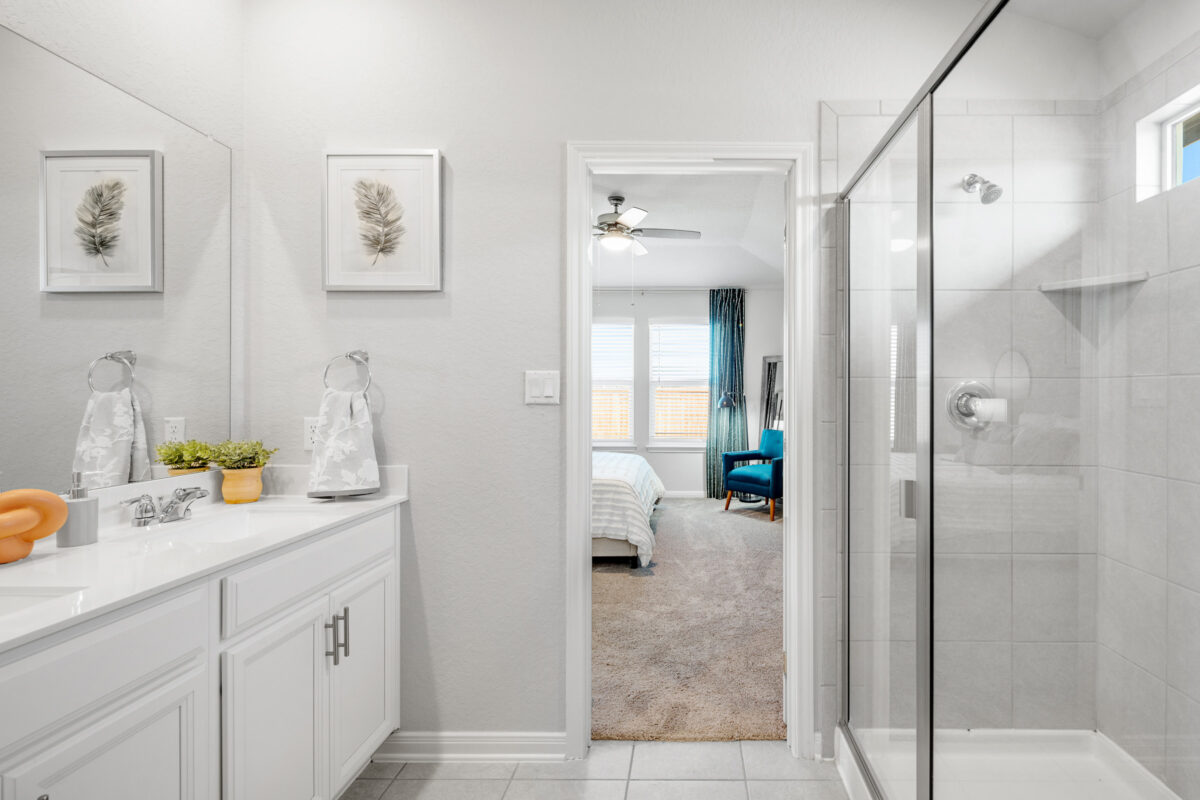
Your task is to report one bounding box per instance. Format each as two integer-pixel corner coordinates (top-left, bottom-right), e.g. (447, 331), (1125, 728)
(347, 740), (849, 799)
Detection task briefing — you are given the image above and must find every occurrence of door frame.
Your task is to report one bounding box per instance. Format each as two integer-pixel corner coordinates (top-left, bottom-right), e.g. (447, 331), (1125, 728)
(564, 141), (819, 759)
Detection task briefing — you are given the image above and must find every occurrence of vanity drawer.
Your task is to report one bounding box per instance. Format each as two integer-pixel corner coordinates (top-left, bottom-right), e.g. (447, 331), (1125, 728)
(221, 510), (395, 639)
(0, 586), (208, 753)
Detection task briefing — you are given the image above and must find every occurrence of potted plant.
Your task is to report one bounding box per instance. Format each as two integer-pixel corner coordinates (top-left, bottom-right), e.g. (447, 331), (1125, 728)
(210, 440), (278, 504)
(156, 440), (214, 476)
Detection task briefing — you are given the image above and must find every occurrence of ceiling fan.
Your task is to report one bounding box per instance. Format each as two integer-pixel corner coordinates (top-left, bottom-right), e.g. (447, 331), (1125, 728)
(593, 195), (701, 256)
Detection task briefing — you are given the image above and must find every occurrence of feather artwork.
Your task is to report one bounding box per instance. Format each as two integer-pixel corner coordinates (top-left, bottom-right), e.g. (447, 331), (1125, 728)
(73, 179), (127, 268)
(353, 178), (406, 266)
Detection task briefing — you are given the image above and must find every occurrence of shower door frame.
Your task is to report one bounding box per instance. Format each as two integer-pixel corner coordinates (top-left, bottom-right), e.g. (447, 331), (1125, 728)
(836, 1), (1009, 799)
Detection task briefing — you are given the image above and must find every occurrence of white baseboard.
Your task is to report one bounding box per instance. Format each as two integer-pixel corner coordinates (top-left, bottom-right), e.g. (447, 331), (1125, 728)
(663, 490), (706, 498)
(373, 730), (568, 762)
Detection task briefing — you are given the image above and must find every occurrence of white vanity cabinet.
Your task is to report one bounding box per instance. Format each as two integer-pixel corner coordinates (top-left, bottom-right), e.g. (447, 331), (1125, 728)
(0, 588), (213, 800)
(220, 509), (399, 800)
(0, 502), (401, 800)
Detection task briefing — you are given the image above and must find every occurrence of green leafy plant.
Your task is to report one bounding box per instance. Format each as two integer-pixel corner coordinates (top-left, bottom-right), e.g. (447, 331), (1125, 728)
(155, 439), (214, 469)
(210, 440), (278, 470)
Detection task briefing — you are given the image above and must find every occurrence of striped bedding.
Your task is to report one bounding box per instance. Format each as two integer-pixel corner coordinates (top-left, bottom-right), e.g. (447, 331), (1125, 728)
(592, 452), (666, 566)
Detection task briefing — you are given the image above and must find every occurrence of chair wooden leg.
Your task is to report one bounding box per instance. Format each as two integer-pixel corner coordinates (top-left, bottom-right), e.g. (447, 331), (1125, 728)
(724, 490), (732, 510)
(770, 498), (776, 522)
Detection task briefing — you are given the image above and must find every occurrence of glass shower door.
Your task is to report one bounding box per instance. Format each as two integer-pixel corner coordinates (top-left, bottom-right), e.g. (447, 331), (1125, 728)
(845, 110), (923, 800)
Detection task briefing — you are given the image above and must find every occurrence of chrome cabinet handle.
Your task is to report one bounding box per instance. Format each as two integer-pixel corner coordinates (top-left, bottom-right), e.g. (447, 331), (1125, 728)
(38, 795), (49, 800)
(341, 605), (350, 659)
(325, 611), (343, 666)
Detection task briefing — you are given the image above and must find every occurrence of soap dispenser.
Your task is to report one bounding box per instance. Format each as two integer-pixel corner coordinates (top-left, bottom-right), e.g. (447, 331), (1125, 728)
(58, 471), (99, 548)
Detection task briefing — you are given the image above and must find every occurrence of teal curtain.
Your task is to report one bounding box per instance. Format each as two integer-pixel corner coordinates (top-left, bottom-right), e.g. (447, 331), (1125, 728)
(705, 288), (748, 498)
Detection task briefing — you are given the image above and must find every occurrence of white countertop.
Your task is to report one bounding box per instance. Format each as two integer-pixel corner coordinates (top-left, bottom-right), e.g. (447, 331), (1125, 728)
(0, 492), (407, 656)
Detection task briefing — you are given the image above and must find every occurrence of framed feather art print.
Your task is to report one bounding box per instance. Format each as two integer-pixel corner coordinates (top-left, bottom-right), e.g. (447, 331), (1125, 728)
(40, 150), (163, 292)
(324, 150), (442, 291)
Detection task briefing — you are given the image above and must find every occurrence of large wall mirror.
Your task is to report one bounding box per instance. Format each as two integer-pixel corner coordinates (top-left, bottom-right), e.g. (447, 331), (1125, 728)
(0, 25), (232, 492)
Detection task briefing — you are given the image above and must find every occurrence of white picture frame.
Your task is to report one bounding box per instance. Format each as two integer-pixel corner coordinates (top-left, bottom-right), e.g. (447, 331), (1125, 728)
(324, 149), (442, 291)
(40, 150), (163, 293)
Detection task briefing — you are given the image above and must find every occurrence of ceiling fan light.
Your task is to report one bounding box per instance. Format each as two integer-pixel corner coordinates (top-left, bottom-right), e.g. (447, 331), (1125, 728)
(598, 229), (633, 252)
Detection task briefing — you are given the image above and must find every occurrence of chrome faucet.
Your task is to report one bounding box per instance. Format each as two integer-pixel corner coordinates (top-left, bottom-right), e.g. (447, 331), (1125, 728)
(157, 487), (209, 523)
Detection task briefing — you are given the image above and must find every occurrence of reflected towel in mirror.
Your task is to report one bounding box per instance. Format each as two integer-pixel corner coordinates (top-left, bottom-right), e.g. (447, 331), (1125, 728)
(307, 389), (380, 498)
(73, 388), (150, 489)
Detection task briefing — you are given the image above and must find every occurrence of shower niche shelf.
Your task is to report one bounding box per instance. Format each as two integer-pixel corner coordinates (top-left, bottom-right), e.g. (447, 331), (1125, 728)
(1038, 271), (1149, 293)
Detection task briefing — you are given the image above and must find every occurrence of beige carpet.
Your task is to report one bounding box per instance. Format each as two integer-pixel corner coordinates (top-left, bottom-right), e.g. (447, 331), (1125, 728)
(591, 498), (785, 741)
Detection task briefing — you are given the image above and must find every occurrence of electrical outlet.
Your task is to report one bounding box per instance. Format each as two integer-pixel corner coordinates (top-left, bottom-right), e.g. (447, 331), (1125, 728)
(303, 417), (320, 451)
(164, 417), (186, 441)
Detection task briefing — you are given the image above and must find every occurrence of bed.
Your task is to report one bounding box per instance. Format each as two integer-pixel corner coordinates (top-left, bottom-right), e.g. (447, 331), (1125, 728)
(591, 451), (666, 567)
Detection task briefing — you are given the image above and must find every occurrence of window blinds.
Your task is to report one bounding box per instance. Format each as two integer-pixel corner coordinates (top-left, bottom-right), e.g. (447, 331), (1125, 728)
(592, 322), (634, 441)
(650, 322), (710, 440)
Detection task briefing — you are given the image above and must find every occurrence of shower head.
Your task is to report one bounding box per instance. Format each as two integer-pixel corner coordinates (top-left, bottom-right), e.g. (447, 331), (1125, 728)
(962, 173), (1003, 204)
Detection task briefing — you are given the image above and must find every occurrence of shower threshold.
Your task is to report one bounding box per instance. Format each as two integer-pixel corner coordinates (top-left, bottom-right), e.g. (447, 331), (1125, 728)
(835, 727), (1180, 800)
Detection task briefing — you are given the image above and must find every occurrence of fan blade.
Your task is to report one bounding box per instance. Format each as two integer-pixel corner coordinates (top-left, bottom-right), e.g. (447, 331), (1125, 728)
(633, 228), (701, 240)
(615, 207), (648, 228)
(631, 239), (649, 256)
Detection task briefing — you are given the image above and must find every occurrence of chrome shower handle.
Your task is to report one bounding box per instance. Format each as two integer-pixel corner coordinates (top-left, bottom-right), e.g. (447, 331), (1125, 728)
(945, 380), (1007, 431)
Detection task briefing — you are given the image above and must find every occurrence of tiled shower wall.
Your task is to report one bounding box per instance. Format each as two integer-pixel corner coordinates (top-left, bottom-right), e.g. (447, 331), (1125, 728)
(821, 97), (1101, 742)
(825, 30), (1200, 797)
(1092, 31), (1200, 798)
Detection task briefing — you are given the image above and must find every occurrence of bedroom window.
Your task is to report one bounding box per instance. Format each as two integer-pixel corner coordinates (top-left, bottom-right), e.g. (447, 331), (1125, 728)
(592, 321), (635, 442)
(649, 321), (710, 444)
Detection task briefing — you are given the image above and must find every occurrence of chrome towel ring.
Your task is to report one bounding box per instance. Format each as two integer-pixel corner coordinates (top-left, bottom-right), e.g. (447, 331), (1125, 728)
(323, 350), (371, 394)
(87, 351), (136, 393)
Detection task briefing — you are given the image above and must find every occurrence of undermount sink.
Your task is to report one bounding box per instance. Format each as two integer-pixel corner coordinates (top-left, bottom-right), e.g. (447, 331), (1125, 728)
(149, 505), (345, 545)
(0, 586), (85, 616)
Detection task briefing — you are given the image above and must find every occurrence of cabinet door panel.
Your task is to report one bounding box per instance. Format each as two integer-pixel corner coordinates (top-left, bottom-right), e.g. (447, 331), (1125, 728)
(0, 588), (207, 752)
(223, 598), (329, 800)
(329, 562), (396, 792)
(3, 666), (207, 800)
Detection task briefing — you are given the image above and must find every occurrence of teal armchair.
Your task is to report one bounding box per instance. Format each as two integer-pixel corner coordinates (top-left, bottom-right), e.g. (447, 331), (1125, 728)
(722, 428), (783, 521)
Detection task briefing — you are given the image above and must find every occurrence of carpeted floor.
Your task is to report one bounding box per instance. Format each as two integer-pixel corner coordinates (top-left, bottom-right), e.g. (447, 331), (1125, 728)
(591, 498), (785, 741)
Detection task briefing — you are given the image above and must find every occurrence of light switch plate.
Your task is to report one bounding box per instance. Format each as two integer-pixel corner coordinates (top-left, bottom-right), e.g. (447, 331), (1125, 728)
(164, 417), (185, 441)
(524, 370), (560, 405)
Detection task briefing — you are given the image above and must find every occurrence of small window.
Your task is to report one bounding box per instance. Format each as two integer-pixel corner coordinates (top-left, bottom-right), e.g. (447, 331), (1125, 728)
(649, 322), (710, 443)
(1166, 104), (1200, 189)
(592, 321), (634, 442)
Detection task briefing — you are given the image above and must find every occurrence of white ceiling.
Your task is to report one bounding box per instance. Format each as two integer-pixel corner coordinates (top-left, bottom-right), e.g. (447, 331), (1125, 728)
(591, 173), (786, 290)
(987, 0), (1144, 40)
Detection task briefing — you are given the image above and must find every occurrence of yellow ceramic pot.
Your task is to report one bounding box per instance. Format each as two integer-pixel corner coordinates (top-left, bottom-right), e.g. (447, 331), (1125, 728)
(167, 466), (209, 477)
(221, 467), (264, 504)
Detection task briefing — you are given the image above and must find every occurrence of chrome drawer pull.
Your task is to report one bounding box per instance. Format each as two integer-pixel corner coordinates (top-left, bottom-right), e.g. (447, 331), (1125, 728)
(325, 611), (344, 666)
(341, 605), (350, 659)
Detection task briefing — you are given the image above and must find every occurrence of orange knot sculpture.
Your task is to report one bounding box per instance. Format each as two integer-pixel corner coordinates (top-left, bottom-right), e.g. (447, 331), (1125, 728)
(0, 490), (69, 564)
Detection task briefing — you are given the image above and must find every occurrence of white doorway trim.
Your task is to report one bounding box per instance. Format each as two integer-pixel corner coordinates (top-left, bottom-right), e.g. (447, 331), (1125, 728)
(564, 141), (819, 760)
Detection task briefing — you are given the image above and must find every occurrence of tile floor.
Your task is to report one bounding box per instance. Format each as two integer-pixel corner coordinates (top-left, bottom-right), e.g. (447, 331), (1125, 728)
(340, 741), (849, 800)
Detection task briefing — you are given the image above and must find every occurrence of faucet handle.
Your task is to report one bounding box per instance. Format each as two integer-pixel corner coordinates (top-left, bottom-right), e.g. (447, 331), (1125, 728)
(121, 494), (158, 527)
(175, 487), (209, 500)
(121, 493), (155, 508)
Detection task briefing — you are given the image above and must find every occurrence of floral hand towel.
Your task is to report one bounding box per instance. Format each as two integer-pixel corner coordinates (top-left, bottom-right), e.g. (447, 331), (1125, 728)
(73, 388), (151, 489)
(307, 389), (380, 498)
